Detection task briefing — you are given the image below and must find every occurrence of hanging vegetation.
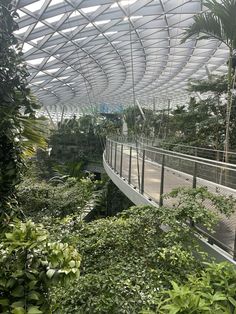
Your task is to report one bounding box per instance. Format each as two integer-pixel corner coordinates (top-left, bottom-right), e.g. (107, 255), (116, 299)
(0, 2), (80, 313)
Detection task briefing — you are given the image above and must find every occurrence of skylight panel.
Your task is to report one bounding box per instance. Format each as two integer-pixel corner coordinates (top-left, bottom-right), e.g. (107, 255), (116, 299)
(24, 0), (45, 12)
(35, 21), (44, 29)
(48, 0), (64, 6)
(44, 14), (64, 23)
(14, 26), (29, 36)
(51, 32), (60, 37)
(35, 71), (45, 77)
(59, 76), (69, 80)
(33, 80), (44, 84)
(27, 58), (45, 65)
(48, 56), (56, 62)
(94, 20), (111, 26)
(22, 43), (33, 52)
(45, 68), (60, 73)
(70, 11), (80, 18)
(61, 27), (77, 33)
(110, 3), (118, 9)
(118, 0), (138, 7)
(30, 36), (45, 44)
(104, 31), (118, 35)
(17, 10), (27, 18)
(124, 15), (143, 20)
(80, 5), (100, 14)
(73, 37), (87, 41)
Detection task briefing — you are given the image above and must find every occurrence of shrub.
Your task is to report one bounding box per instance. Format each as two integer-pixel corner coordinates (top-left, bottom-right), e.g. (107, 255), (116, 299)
(0, 220), (80, 313)
(144, 262), (236, 313)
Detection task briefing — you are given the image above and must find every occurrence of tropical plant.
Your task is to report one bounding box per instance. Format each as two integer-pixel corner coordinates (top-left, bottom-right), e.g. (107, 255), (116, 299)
(17, 176), (97, 220)
(51, 187), (236, 313)
(181, 0), (236, 162)
(20, 115), (48, 158)
(0, 3), (81, 313)
(0, 0), (43, 223)
(0, 220), (80, 313)
(144, 262), (236, 313)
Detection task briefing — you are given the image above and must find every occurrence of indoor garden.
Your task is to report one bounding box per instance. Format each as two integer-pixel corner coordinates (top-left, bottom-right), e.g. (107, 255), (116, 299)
(1, 0), (236, 313)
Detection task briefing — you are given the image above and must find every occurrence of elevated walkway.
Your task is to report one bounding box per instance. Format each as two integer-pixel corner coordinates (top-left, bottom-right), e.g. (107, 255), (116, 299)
(103, 137), (236, 262)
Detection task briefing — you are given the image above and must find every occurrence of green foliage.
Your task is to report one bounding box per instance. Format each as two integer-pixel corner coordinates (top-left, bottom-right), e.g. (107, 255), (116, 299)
(52, 188), (229, 313)
(0, 220), (80, 313)
(0, 4), (82, 314)
(181, 0), (236, 161)
(165, 186), (236, 229)
(145, 262), (236, 313)
(0, 0), (42, 223)
(50, 114), (121, 164)
(125, 75), (236, 151)
(52, 161), (85, 180)
(87, 179), (134, 218)
(124, 106), (164, 138)
(181, 0), (236, 48)
(17, 176), (97, 219)
(20, 115), (48, 158)
(188, 75), (228, 95)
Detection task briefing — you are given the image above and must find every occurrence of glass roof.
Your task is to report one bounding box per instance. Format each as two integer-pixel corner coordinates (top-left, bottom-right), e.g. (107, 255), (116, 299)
(14, 0), (229, 116)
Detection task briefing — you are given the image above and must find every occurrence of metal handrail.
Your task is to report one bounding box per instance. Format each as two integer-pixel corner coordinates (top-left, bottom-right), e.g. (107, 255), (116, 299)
(109, 138), (236, 173)
(105, 137), (236, 260)
(139, 136), (236, 156)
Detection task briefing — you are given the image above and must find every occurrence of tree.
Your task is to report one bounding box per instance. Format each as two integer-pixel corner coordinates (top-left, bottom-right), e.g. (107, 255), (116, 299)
(0, 0), (41, 224)
(0, 5), (81, 313)
(181, 0), (236, 162)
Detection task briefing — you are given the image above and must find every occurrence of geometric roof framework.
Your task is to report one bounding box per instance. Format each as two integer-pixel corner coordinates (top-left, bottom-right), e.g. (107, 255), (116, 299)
(15, 0), (229, 115)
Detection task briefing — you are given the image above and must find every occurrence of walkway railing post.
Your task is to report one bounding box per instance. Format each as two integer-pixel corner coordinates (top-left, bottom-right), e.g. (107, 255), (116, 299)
(159, 154), (165, 207)
(190, 161), (198, 227)
(110, 141), (113, 167)
(120, 144), (123, 177)
(141, 149), (145, 194)
(128, 146), (132, 184)
(105, 139), (108, 161)
(114, 142), (117, 171)
(107, 140), (110, 164)
(192, 161), (197, 188)
(233, 229), (236, 261)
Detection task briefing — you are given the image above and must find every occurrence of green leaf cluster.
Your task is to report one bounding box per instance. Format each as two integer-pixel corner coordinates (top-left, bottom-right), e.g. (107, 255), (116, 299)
(51, 189), (226, 313)
(146, 262), (236, 313)
(0, 220), (80, 313)
(17, 177), (97, 219)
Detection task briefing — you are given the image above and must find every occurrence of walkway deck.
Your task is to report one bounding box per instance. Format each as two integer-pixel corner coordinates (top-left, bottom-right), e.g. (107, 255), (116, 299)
(105, 139), (236, 259)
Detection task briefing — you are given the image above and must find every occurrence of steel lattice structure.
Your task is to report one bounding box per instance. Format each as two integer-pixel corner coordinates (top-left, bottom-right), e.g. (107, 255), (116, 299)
(14, 0), (228, 117)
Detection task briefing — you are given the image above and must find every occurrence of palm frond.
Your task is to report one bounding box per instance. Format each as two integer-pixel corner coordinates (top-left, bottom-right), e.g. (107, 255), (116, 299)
(181, 12), (228, 45)
(19, 116), (49, 157)
(204, 0), (236, 45)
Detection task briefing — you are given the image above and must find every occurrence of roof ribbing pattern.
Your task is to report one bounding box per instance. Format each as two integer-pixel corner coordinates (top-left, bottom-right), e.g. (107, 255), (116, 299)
(15, 0), (229, 115)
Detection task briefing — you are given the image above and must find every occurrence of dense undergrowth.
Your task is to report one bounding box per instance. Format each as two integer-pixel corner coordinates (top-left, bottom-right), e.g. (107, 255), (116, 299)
(15, 170), (236, 313)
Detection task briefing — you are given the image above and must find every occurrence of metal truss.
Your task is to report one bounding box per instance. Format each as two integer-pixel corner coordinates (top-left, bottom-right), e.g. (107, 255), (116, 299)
(14, 0), (229, 117)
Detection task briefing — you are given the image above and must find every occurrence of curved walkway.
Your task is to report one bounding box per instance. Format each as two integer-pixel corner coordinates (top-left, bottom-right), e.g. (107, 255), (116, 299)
(104, 138), (236, 260)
